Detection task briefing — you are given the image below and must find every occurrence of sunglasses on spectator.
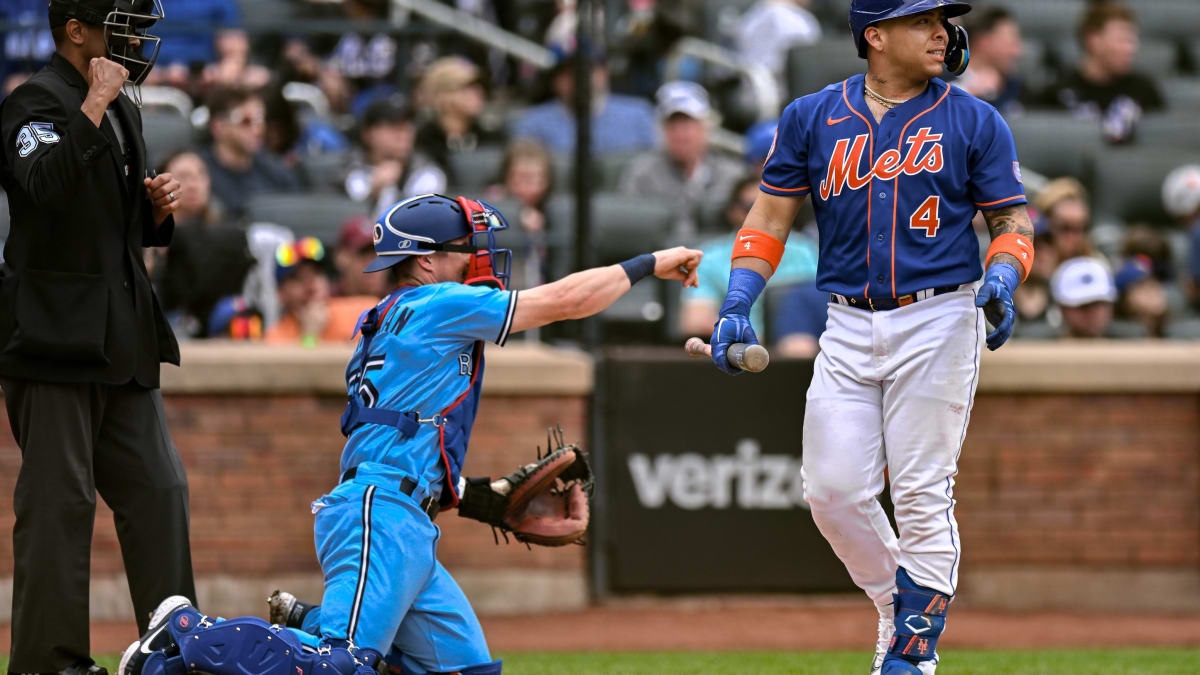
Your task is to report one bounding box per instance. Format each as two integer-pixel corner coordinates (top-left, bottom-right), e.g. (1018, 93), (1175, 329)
(276, 237), (325, 270)
(228, 110), (265, 128)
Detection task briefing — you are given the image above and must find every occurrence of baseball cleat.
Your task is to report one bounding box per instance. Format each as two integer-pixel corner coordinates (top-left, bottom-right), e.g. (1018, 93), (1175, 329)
(118, 595), (193, 675)
(870, 603), (894, 675)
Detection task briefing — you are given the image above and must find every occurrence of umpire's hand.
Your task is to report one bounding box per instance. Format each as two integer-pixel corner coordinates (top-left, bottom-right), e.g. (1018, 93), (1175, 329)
(85, 57), (127, 107)
(145, 173), (182, 226)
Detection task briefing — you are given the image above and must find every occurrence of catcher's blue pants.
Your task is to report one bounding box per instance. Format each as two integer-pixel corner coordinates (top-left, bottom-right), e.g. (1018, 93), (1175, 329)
(310, 471), (491, 673)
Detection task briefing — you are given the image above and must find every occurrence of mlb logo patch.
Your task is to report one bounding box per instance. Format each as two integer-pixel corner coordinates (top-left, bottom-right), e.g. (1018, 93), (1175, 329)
(1013, 161), (1023, 184)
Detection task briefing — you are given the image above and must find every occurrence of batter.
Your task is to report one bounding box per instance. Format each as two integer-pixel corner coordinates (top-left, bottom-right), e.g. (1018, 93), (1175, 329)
(709, 1), (1034, 673)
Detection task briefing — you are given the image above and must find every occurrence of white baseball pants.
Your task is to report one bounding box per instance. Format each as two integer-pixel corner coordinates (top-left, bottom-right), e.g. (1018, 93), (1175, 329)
(801, 286), (984, 602)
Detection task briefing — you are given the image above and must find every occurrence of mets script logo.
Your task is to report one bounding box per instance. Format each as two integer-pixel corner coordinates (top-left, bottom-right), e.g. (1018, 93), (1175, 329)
(819, 127), (944, 200)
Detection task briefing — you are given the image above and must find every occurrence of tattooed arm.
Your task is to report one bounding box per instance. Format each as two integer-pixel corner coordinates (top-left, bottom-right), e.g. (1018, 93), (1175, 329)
(976, 204), (1034, 351)
(982, 204), (1036, 276)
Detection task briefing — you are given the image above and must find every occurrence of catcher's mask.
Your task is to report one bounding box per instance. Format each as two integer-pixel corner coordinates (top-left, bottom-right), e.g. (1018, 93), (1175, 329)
(366, 193), (512, 290)
(49, 0), (165, 107)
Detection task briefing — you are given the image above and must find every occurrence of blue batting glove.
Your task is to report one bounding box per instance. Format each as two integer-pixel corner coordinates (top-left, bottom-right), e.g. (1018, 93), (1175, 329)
(711, 268), (766, 375)
(975, 262), (1019, 351)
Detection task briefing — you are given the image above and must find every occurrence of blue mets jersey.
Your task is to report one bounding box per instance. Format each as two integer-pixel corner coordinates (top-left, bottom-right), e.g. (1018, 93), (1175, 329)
(341, 283), (517, 501)
(760, 74), (1027, 298)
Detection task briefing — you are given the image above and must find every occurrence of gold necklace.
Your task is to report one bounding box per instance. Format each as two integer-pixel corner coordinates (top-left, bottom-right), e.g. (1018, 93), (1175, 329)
(864, 82), (905, 108)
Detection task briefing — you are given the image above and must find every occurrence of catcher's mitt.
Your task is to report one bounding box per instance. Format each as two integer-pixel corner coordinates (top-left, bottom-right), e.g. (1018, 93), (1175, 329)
(457, 425), (593, 546)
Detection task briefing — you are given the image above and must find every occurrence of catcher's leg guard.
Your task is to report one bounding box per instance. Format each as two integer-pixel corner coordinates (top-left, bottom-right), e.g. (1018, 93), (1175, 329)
(881, 567), (950, 674)
(166, 608), (380, 675)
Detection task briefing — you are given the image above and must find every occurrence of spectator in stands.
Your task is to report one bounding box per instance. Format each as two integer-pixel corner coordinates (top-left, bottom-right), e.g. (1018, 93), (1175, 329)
(680, 176), (818, 339)
(1039, 2), (1164, 142)
(743, 118), (778, 178)
(332, 215), (391, 299)
(1162, 164), (1200, 311)
(1035, 177), (1099, 263)
(344, 96), (447, 218)
(620, 81), (744, 237)
(771, 282), (828, 359)
(957, 4), (1027, 116)
(0, 0), (53, 89)
(200, 29), (270, 91)
(265, 238), (378, 345)
(280, 37), (354, 115)
(159, 150), (226, 230)
(1114, 253), (1167, 338)
(149, 0), (258, 93)
(512, 49), (657, 156)
(483, 139), (555, 289)
(735, 0), (821, 79)
(1050, 256), (1117, 339)
(201, 86), (301, 219)
(415, 56), (507, 181)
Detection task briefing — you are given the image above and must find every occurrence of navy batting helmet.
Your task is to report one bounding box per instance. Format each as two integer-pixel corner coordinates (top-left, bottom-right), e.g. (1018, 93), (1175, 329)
(366, 194), (512, 288)
(850, 0), (972, 75)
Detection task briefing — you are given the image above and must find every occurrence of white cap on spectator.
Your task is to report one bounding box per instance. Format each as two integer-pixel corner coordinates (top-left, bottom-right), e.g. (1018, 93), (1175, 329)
(1162, 164), (1200, 219)
(1051, 257), (1117, 307)
(655, 81), (712, 121)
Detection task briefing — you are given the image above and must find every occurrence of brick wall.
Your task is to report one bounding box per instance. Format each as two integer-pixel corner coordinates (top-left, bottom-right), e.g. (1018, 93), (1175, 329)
(0, 354), (590, 619)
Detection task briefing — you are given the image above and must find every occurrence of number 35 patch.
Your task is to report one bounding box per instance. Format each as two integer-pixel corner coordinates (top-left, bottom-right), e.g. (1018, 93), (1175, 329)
(16, 122), (60, 158)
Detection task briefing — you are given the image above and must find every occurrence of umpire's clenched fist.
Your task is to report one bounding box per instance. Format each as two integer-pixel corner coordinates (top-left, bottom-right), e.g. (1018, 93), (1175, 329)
(86, 57), (128, 107)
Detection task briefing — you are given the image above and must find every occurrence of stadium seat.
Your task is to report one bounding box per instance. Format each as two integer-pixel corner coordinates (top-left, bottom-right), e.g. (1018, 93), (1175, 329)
(1165, 317), (1200, 339)
(1160, 76), (1200, 112)
(1136, 114), (1200, 151)
(299, 152), (350, 193)
(545, 193), (677, 342)
(244, 193), (369, 243)
(1091, 148), (1200, 226)
(448, 145), (506, 192)
(596, 151), (641, 192)
(1006, 112), (1101, 183)
(1005, 0), (1086, 45)
(142, 110), (198, 171)
(236, 0), (297, 30)
(701, 0), (759, 44)
(786, 40), (863, 100)
(1138, 1), (1200, 42)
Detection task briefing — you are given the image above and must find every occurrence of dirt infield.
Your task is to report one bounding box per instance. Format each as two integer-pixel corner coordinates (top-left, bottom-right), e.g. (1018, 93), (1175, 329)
(4, 598), (1197, 655)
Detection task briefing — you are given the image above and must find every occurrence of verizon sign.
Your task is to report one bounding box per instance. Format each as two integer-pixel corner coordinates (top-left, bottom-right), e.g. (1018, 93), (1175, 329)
(628, 440), (810, 510)
(595, 349), (858, 594)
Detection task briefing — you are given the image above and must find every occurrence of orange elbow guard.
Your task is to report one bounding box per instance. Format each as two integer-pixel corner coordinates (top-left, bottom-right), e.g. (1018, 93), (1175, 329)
(985, 232), (1034, 282)
(731, 228), (786, 272)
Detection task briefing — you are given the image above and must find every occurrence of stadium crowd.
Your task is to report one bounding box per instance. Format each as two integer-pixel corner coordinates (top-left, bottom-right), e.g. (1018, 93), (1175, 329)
(3, 0), (1200, 349)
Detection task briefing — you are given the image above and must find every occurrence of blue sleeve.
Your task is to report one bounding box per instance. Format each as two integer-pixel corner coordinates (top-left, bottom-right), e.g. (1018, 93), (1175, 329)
(968, 107), (1027, 210)
(771, 281), (829, 342)
(759, 98), (811, 198)
(428, 284), (518, 347)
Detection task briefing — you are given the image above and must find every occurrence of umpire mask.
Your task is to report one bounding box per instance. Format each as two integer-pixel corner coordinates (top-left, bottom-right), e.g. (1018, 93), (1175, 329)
(103, 0), (165, 106)
(49, 0), (165, 107)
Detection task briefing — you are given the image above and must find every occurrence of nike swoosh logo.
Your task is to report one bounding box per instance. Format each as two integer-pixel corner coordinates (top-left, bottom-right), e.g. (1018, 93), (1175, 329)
(1016, 239), (1031, 249)
(139, 624), (167, 654)
(826, 115), (852, 126)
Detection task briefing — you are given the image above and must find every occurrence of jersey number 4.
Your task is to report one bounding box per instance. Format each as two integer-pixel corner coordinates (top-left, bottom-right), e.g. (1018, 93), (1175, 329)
(909, 196), (941, 238)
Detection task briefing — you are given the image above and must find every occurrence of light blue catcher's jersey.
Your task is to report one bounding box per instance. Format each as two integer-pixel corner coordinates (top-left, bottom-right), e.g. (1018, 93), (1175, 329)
(341, 283), (517, 499)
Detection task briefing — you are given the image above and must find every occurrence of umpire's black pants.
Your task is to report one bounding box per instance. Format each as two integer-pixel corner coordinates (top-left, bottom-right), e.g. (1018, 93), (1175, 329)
(1, 378), (196, 674)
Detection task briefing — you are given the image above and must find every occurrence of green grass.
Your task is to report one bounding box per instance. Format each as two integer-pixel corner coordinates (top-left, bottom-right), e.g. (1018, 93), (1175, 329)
(10, 649), (1199, 674)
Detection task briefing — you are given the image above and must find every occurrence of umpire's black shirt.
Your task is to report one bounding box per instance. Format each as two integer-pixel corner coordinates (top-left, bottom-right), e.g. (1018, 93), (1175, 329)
(0, 53), (179, 387)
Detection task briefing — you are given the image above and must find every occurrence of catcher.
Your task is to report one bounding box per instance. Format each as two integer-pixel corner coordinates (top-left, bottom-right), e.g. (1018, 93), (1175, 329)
(118, 194), (702, 675)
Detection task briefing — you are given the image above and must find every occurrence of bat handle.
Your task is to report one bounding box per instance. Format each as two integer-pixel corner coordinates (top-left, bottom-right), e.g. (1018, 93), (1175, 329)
(684, 338), (770, 373)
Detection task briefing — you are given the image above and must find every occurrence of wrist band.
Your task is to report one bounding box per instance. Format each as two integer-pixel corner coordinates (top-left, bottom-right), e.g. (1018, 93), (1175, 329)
(985, 233), (1034, 282)
(730, 228), (786, 272)
(619, 253), (656, 285)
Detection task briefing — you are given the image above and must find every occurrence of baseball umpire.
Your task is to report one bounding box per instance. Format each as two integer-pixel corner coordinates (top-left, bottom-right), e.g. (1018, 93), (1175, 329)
(709, 1), (1034, 673)
(0, 1), (194, 673)
(114, 194), (702, 675)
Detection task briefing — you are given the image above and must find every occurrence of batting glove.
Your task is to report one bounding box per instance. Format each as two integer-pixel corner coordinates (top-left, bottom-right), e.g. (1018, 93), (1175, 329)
(711, 268), (765, 375)
(975, 262), (1019, 351)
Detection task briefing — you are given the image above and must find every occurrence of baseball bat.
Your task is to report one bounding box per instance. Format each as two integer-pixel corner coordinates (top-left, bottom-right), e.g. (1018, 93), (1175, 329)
(684, 337), (770, 373)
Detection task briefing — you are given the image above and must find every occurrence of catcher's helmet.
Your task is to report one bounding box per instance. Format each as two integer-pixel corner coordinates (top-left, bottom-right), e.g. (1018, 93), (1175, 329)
(366, 194), (512, 289)
(850, 0), (972, 75)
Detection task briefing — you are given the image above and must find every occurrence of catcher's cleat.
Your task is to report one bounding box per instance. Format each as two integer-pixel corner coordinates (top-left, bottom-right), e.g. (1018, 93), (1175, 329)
(118, 595), (193, 675)
(267, 589), (313, 628)
(59, 664), (108, 675)
(870, 602), (895, 675)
